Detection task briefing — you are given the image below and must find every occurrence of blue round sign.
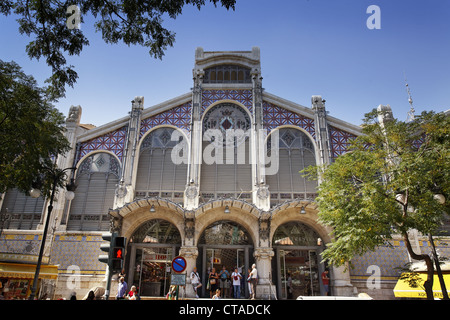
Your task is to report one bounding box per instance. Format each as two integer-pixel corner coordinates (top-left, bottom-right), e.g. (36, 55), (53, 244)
(172, 256), (187, 273)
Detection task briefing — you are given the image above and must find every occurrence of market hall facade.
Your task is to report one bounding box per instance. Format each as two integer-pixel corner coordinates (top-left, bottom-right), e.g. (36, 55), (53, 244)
(2, 48), (446, 300)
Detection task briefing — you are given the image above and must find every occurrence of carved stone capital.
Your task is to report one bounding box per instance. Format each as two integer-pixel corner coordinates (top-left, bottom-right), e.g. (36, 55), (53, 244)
(179, 246), (199, 259)
(253, 247), (274, 260)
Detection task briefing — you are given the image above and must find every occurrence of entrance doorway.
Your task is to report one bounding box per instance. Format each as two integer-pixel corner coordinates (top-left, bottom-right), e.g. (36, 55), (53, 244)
(272, 221), (325, 299)
(130, 246), (174, 297)
(276, 248), (321, 298)
(126, 219), (181, 297)
(197, 220), (253, 298)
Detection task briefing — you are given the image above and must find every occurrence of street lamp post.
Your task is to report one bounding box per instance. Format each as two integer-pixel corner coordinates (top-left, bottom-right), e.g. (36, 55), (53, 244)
(28, 166), (76, 300)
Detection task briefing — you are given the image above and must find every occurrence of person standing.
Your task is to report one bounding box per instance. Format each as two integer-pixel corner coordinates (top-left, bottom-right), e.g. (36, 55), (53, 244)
(190, 267), (202, 298)
(208, 268), (219, 298)
(219, 265), (230, 298)
(287, 273), (293, 299)
(321, 270), (330, 296)
(249, 264), (257, 300)
(231, 268), (242, 299)
(246, 268), (252, 298)
(116, 277), (127, 300)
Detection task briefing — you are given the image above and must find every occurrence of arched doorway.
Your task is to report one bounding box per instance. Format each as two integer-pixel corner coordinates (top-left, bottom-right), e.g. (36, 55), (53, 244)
(126, 219), (182, 297)
(197, 220), (253, 298)
(272, 221), (326, 299)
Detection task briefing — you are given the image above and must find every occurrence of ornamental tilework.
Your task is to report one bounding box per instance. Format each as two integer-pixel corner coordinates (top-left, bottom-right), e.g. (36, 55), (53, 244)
(77, 126), (128, 163)
(0, 233), (41, 256)
(50, 234), (106, 272)
(262, 101), (315, 137)
(419, 239), (450, 260)
(202, 89), (253, 114)
(350, 244), (410, 279)
(329, 125), (357, 160)
(140, 102), (192, 138)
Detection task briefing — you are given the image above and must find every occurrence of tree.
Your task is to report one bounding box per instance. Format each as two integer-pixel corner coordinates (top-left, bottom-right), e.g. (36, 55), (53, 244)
(0, 60), (70, 196)
(0, 0), (236, 99)
(302, 107), (449, 300)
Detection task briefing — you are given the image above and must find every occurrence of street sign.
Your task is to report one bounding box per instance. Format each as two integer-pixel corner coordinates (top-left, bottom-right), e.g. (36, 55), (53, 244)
(171, 256), (187, 273)
(171, 274), (186, 286)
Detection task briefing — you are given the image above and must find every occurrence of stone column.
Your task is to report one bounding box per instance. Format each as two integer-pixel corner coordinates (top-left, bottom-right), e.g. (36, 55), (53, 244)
(254, 247), (276, 299)
(312, 96), (332, 167)
(179, 246), (199, 298)
(114, 97), (144, 209)
(251, 67), (270, 211)
(331, 264), (354, 296)
(49, 105), (82, 232)
(184, 68), (203, 210)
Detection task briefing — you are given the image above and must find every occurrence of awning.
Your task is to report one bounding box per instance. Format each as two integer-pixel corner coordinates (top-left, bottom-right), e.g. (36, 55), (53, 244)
(394, 272), (450, 299)
(0, 262), (58, 280)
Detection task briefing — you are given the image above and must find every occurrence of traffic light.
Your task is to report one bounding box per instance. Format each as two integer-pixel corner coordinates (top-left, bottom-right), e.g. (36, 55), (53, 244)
(98, 232), (115, 266)
(111, 236), (126, 273)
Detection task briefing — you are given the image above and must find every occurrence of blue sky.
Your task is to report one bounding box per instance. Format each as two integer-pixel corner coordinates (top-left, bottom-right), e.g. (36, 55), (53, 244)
(1, 0), (449, 127)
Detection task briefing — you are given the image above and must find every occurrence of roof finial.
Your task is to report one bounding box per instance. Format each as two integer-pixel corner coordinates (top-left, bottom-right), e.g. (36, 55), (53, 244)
(404, 72), (415, 122)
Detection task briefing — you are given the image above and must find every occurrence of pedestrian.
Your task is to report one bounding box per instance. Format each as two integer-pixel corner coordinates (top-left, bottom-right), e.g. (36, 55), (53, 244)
(116, 277), (128, 300)
(190, 267), (202, 298)
(218, 265), (230, 298)
(231, 268), (242, 299)
(249, 263), (257, 299)
(287, 273), (293, 299)
(247, 268), (252, 298)
(128, 285), (140, 300)
(69, 292), (77, 300)
(86, 290), (95, 300)
(208, 267), (219, 298)
(321, 270), (330, 296)
(212, 288), (221, 299)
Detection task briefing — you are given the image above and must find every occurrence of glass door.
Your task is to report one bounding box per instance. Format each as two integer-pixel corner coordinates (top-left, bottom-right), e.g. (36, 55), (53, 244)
(279, 249), (320, 299)
(134, 247), (173, 297)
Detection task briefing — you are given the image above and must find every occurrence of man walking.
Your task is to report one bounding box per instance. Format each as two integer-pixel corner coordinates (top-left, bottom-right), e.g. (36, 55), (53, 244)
(116, 277), (127, 300)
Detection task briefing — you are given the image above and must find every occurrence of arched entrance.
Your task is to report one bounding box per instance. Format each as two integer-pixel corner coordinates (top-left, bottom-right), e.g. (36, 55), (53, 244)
(197, 220), (253, 298)
(126, 219), (182, 297)
(272, 221), (326, 299)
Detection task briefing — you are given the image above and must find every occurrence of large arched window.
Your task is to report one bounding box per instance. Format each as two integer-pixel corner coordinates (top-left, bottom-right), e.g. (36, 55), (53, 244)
(66, 152), (120, 231)
(266, 128), (318, 205)
(135, 127), (188, 203)
(200, 103), (252, 201)
(0, 189), (45, 230)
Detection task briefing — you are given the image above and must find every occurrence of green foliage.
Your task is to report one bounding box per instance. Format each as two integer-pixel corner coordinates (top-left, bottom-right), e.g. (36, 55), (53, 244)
(0, 60), (70, 196)
(302, 109), (449, 267)
(1, 0), (236, 99)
